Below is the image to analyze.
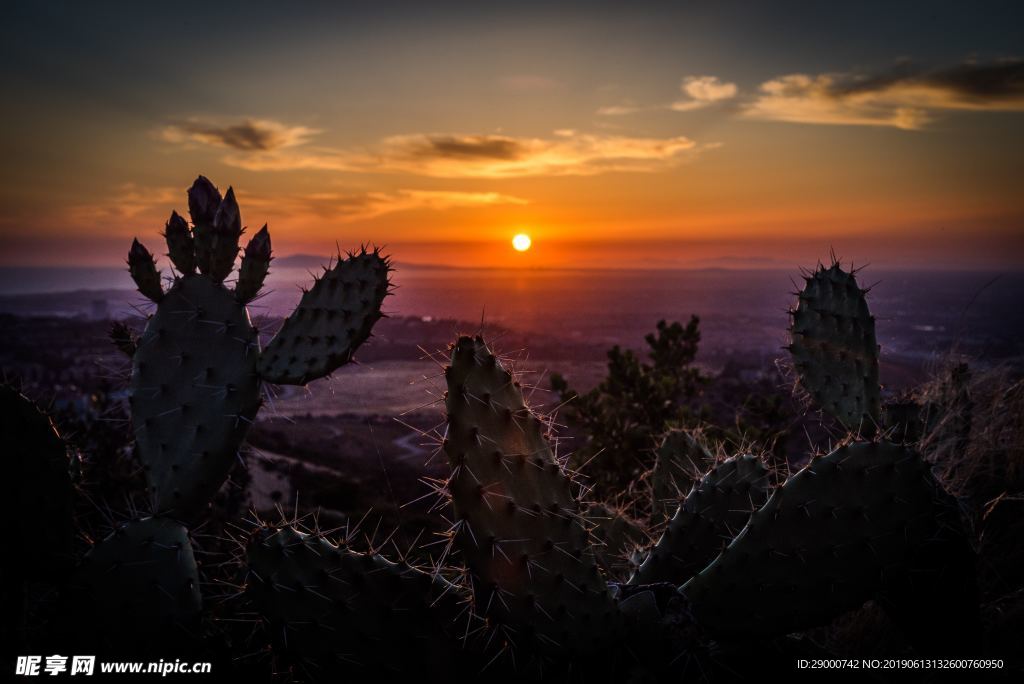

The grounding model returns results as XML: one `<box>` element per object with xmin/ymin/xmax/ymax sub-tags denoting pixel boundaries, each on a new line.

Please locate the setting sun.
<box><xmin>512</xmin><ymin>233</ymin><xmax>532</xmax><ymax>252</ymax></box>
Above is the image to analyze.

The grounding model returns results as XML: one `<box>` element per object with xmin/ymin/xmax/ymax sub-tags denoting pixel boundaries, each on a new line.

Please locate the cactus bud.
<box><xmin>213</xmin><ymin>187</ymin><xmax>241</xmax><ymax>235</ymax></box>
<box><xmin>128</xmin><ymin>239</ymin><xmax>163</xmax><ymax>302</ymax></box>
<box><xmin>190</xmin><ymin>177</ymin><xmax>220</xmax><ymax>275</ymax></box>
<box><xmin>235</xmin><ymin>224</ymin><xmax>272</xmax><ymax>303</ymax></box>
<box><xmin>163</xmin><ymin>211</ymin><xmax>195</xmax><ymax>275</ymax></box>
<box><xmin>207</xmin><ymin>187</ymin><xmax>242</xmax><ymax>282</ymax></box>
<box><xmin>109</xmin><ymin>321</ymin><xmax>138</xmax><ymax>357</ymax></box>
<box><xmin>187</xmin><ymin>175</ymin><xmax>221</xmax><ymax>227</ymax></box>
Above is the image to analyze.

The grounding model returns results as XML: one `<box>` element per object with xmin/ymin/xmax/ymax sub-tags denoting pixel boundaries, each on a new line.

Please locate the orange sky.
<box><xmin>1</xmin><ymin>3</ymin><xmax>1022</xmax><ymax>270</ymax></box>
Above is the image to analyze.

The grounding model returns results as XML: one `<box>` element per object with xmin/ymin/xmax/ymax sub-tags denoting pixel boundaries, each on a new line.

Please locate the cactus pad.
<box><xmin>257</xmin><ymin>248</ymin><xmax>390</xmax><ymax>385</ymax></box>
<box><xmin>788</xmin><ymin>261</ymin><xmax>880</xmax><ymax>429</ymax></box>
<box><xmin>73</xmin><ymin>517</ymin><xmax>201</xmax><ymax>650</ymax></box>
<box><xmin>650</xmin><ymin>429</ymin><xmax>714</xmax><ymax>523</ymax></box>
<box><xmin>634</xmin><ymin>454</ymin><xmax>770</xmax><ymax>586</ymax></box>
<box><xmin>585</xmin><ymin>503</ymin><xmax>650</xmax><ymax>581</ymax></box>
<box><xmin>130</xmin><ymin>275</ymin><xmax>261</xmax><ymax>519</ymax></box>
<box><xmin>0</xmin><ymin>385</ymin><xmax>75</xmax><ymax>580</ymax></box>
<box><xmin>245</xmin><ymin>525</ymin><xmax>473</xmax><ymax>674</ymax></box>
<box><xmin>680</xmin><ymin>441</ymin><xmax>961</xmax><ymax>639</ymax></box>
<box><xmin>235</xmin><ymin>224</ymin><xmax>271</xmax><ymax>304</ymax></box>
<box><xmin>443</xmin><ymin>335</ymin><xmax>623</xmax><ymax>660</ymax></box>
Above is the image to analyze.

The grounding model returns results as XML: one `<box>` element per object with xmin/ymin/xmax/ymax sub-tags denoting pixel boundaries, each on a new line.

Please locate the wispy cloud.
<box><xmin>160</xmin><ymin>118</ymin><xmax>319</xmax><ymax>150</ymax></box>
<box><xmin>162</xmin><ymin>121</ymin><xmax>712</xmax><ymax>177</ymax></box>
<box><xmin>242</xmin><ymin>189</ymin><xmax>528</xmax><ymax>222</ymax></box>
<box><xmin>595</xmin><ymin>103</ymin><xmax>646</xmax><ymax>116</ymax></box>
<box><xmin>670</xmin><ymin>75</ymin><xmax>738</xmax><ymax>111</ymax></box>
<box><xmin>499</xmin><ymin>74</ymin><xmax>562</xmax><ymax>91</ymax></box>
<box><xmin>67</xmin><ymin>184</ymin><xmax>527</xmax><ymax>233</ymax></box>
<box><xmin>744</xmin><ymin>59</ymin><xmax>1024</xmax><ymax>129</ymax></box>
<box><xmin>598</xmin><ymin>75</ymin><xmax>737</xmax><ymax>115</ymax></box>
<box><xmin>68</xmin><ymin>183</ymin><xmax>180</xmax><ymax>225</ymax></box>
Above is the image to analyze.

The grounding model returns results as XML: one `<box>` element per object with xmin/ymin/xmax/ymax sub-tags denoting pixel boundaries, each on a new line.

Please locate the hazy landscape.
<box><xmin>4</xmin><ymin>1</ymin><xmax>1023</xmax><ymax>680</ymax></box>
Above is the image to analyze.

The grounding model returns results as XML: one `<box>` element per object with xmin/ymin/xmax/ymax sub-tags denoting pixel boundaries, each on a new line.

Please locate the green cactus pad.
<box><xmin>208</xmin><ymin>187</ymin><xmax>242</xmax><ymax>282</ymax></box>
<box><xmin>788</xmin><ymin>261</ymin><xmax>880</xmax><ymax>429</ymax></box>
<box><xmin>73</xmin><ymin>517</ymin><xmax>201</xmax><ymax>650</ymax></box>
<box><xmin>163</xmin><ymin>211</ymin><xmax>195</xmax><ymax>275</ymax></box>
<box><xmin>128</xmin><ymin>239</ymin><xmax>163</xmax><ymax>303</ymax></box>
<box><xmin>235</xmin><ymin>224</ymin><xmax>271</xmax><ymax>304</ymax></box>
<box><xmin>130</xmin><ymin>275</ymin><xmax>261</xmax><ymax>519</ymax></box>
<box><xmin>443</xmin><ymin>335</ymin><xmax>623</xmax><ymax>660</ymax></box>
<box><xmin>680</xmin><ymin>441</ymin><xmax>961</xmax><ymax>639</ymax></box>
<box><xmin>585</xmin><ymin>503</ymin><xmax>650</xmax><ymax>581</ymax></box>
<box><xmin>257</xmin><ymin>248</ymin><xmax>390</xmax><ymax>385</ymax></box>
<box><xmin>245</xmin><ymin>525</ymin><xmax>474</xmax><ymax>674</ymax></box>
<box><xmin>0</xmin><ymin>385</ymin><xmax>75</xmax><ymax>581</ymax></box>
<box><xmin>633</xmin><ymin>454</ymin><xmax>769</xmax><ymax>586</ymax></box>
<box><xmin>650</xmin><ymin>429</ymin><xmax>715</xmax><ymax>523</ymax></box>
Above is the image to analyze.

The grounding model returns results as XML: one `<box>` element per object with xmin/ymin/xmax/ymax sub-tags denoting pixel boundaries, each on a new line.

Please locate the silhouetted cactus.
<box><xmin>244</xmin><ymin>523</ymin><xmax>481</xmax><ymax>675</ymax></box>
<box><xmin>648</xmin><ymin>428</ymin><xmax>714</xmax><ymax>523</ymax></box>
<box><xmin>787</xmin><ymin>260</ymin><xmax>880</xmax><ymax>430</ymax></box>
<box><xmin>127</xmin><ymin>175</ymin><xmax>391</xmax><ymax>520</ymax></box>
<box><xmin>634</xmin><ymin>453</ymin><xmax>770</xmax><ymax>585</ymax></box>
<box><xmin>13</xmin><ymin>243</ymin><xmax>985</xmax><ymax>680</ymax></box>
<box><xmin>442</xmin><ymin>335</ymin><xmax>626</xmax><ymax>665</ymax></box>
<box><xmin>0</xmin><ymin>385</ymin><xmax>75</xmax><ymax>651</ymax></box>
<box><xmin>71</xmin><ymin>517</ymin><xmax>201</xmax><ymax>653</ymax></box>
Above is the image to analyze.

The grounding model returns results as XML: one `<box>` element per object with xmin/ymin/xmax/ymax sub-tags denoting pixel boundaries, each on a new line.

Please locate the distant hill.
<box><xmin>273</xmin><ymin>254</ymin><xmax>454</xmax><ymax>270</ymax></box>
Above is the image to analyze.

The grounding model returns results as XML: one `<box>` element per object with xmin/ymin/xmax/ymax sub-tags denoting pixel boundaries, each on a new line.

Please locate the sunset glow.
<box><xmin>0</xmin><ymin>3</ymin><xmax>1021</xmax><ymax>270</ymax></box>
<box><xmin>512</xmin><ymin>233</ymin><xmax>532</xmax><ymax>252</ymax></box>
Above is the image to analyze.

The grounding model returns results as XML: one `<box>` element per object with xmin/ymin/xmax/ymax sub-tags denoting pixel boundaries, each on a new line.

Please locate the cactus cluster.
<box><xmin>127</xmin><ymin>177</ymin><xmax>390</xmax><ymax>521</ymax></box>
<box><xmin>10</xmin><ymin>226</ymin><xmax>985</xmax><ymax>680</ymax></box>
<box><xmin>43</xmin><ymin>176</ymin><xmax>390</xmax><ymax>654</ymax></box>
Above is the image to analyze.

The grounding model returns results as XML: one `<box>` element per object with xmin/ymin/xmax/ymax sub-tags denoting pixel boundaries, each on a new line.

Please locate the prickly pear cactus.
<box><xmin>679</xmin><ymin>442</ymin><xmax>963</xmax><ymax>639</ymax></box>
<box><xmin>72</xmin><ymin>517</ymin><xmax>201</xmax><ymax>651</ymax></box>
<box><xmin>585</xmin><ymin>503</ymin><xmax>650</xmax><ymax>581</ymax></box>
<box><xmin>0</xmin><ymin>384</ymin><xmax>75</xmax><ymax>582</ymax></box>
<box><xmin>128</xmin><ymin>178</ymin><xmax>262</xmax><ymax>520</ymax></box>
<box><xmin>129</xmin><ymin>267</ymin><xmax>262</xmax><ymax>520</ymax></box>
<box><xmin>788</xmin><ymin>261</ymin><xmax>880</xmax><ymax>430</ymax></box>
<box><xmin>127</xmin><ymin>177</ymin><xmax>390</xmax><ymax>520</ymax></box>
<box><xmin>443</xmin><ymin>335</ymin><xmax>623</xmax><ymax>661</ymax></box>
<box><xmin>245</xmin><ymin>524</ymin><xmax>475</xmax><ymax>674</ymax></box>
<box><xmin>650</xmin><ymin>429</ymin><xmax>714</xmax><ymax>523</ymax></box>
<box><xmin>633</xmin><ymin>454</ymin><xmax>770</xmax><ymax>586</ymax></box>
<box><xmin>256</xmin><ymin>247</ymin><xmax>390</xmax><ymax>385</ymax></box>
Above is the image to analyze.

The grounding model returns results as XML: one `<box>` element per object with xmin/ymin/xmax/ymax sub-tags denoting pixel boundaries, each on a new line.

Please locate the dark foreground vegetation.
<box><xmin>3</xmin><ymin>178</ymin><xmax>1021</xmax><ymax>682</ymax></box>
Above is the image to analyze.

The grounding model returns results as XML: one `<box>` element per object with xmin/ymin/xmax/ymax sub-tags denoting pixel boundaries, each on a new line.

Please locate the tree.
<box><xmin>551</xmin><ymin>317</ymin><xmax>705</xmax><ymax>496</ymax></box>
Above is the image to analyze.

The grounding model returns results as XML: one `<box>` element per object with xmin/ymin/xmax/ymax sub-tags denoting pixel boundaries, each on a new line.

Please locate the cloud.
<box><xmin>201</xmin><ymin>129</ymin><xmax>708</xmax><ymax>178</ymax></box>
<box><xmin>744</xmin><ymin>59</ymin><xmax>1024</xmax><ymax>129</ymax></box>
<box><xmin>69</xmin><ymin>183</ymin><xmax>180</xmax><ymax>225</ymax></box>
<box><xmin>670</xmin><ymin>76</ymin><xmax>738</xmax><ymax>111</ymax></box>
<box><xmin>241</xmin><ymin>188</ymin><xmax>528</xmax><ymax>222</ymax></box>
<box><xmin>160</xmin><ymin>118</ymin><xmax>319</xmax><ymax>151</ymax></box>
<box><xmin>596</xmin><ymin>104</ymin><xmax>646</xmax><ymax>116</ymax></box>
<box><xmin>598</xmin><ymin>75</ymin><xmax>737</xmax><ymax>115</ymax></box>
<box><xmin>499</xmin><ymin>75</ymin><xmax>561</xmax><ymax>91</ymax></box>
